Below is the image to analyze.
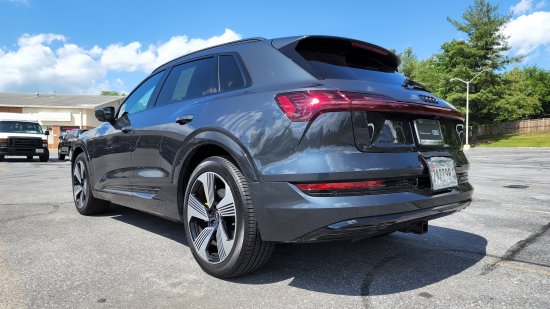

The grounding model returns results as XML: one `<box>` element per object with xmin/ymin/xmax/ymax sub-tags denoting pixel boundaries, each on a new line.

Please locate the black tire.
<box><xmin>72</xmin><ymin>153</ymin><xmax>109</xmax><ymax>215</ymax></box>
<box><xmin>0</xmin><ymin>155</ymin><xmax>4</xmax><ymax>162</ymax></box>
<box><xmin>39</xmin><ymin>155</ymin><xmax>49</xmax><ymax>162</ymax></box>
<box><xmin>58</xmin><ymin>151</ymin><xmax>65</xmax><ymax>160</ymax></box>
<box><xmin>27</xmin><ymin>156</ymin><xmax>33</xmax><ymax>161</ymax></box>
<box><xmin>183</xmin><ymin>156</ymin><xmax>273</xmax><ymax>278</ymax></box>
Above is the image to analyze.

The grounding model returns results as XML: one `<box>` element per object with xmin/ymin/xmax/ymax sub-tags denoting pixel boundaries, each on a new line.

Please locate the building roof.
<box><xmin>0</xmin><ymin>92</ymin><xmax>125</xmax><ymax>109</ymax></box>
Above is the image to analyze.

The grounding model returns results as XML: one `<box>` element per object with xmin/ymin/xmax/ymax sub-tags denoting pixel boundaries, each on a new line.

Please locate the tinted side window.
<box><xmin>156</xmin><ymin>57</ymin><xmax>218</xmax><ymax>107</ymax></box>
<box><xmin>219</xmin><ymin>55</ymin><xmax>245</xmax><ymax>92</ymax></box>
<box><xmin>118</xmin><ymin>71</ymin><xmax>164</xmax><ymax>116</ymax></box>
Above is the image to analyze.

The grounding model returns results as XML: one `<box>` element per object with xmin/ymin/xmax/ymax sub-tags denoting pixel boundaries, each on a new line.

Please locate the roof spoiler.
<box><xmin>271</xmin><ymin>35</ymin><xmax>400</xmax><ymax>70</ymax></box>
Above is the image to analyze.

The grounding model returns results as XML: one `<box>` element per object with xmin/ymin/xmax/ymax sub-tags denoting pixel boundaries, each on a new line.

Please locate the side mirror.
<box><xmin>95</xmin><ymin>107</ymin><xmax>115</xmax><ymax>123</ymax></box>
<box><xmin>45</xmin><ymin>130</ymin><xmax>50</xmax><ymax>136</ymax></box>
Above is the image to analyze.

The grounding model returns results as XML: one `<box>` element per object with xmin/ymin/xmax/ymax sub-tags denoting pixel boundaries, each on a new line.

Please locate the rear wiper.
<box><xmin>402</xmin><ymin>78</ymin><xmax>431</xmax><ymax>93</ymax></box>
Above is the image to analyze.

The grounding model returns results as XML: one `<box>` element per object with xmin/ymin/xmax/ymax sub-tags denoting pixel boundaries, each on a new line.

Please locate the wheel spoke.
<box><xmin>198</xmin><ymin>172</ymin><xmax>215</xmax><ymax>208</ymax></box>
<box><xmin>193</xmin><ymin>226</ymin><xmax>216</xmax><ymax>261</ymax></box>
<box><xmin>216</xmin><ymin>222</ymin><xmax>234</xmax><ymax>261</ymax></box>
<box><xmin>73</xmin><ymin>163</ymin><xmax>82</xmax><ymax>184</ymax></box>
<box><xmin>82</xmin><ymin>180</ymin><xmax>87</xmax><ymax>200</ymax></box>
<box><xmin>78</xmin><ymin>161</ymin><xmax>86</xmax><ymax>181</ymax></box>
<box><xmin>217</xmin><ymin>188</ymin><xmax>235</xmax><ymax>217</ymax></box>
<box><xmin>79</xmin><ymin>189</ymin><xmax>85</xmax><ymax>205</ymax></box>
<box><xmin>187</xmin><ymin>195</ymin><xmax>209</xmax><ymax>223</ymax></box>
<box><xmin>73</xmin><ymin>184</ymin><xmax>82</xmax><ymax>198</ymax></box>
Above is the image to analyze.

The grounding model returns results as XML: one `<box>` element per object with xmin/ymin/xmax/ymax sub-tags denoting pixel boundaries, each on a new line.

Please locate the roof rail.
<box><xmin>154</xmin><ymin>37</ymin><xmax>266</xmax><ymax>72</ymax></box>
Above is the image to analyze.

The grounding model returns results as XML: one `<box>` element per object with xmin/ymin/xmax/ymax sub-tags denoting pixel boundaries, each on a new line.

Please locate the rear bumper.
<box><xmin>250</xmin><ymin>181</ymin><xmax>473</xmax><ymax>242</ymax></box>
<box><xmin>0</xmin><ymin>147</ymin><xmax>49</xmax><ymax>156</ymax></box>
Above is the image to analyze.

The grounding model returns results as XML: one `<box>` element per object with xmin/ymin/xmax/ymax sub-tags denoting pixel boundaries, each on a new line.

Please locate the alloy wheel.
<box><xmin>73</xmin><ymin>160</ymin><xmax>87</xmax><ymax>208</ymax></box>
<box><xmin>187</xmin><ymin>171</ymin><xmax>237</xmax><ymax>264</ymax></box>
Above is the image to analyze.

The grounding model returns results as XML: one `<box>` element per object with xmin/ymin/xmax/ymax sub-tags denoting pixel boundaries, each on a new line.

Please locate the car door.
<box><xmin>128</xmin><ymin>56</ymin><xmax>219</xmax><ymax>219</ymax></box>
<box><xmin>88</xmin><ymin>71</ymin><xmax>165</xmax><ymax>207</ymax></box>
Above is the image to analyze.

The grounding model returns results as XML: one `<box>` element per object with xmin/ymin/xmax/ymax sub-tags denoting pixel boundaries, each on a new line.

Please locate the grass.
<box><xmin>476</xmin><ymin>131</ymin><xmax>550</xmax><ymax>147</ymax></box>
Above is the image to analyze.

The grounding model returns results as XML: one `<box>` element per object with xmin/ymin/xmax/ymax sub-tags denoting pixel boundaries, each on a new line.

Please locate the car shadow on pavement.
<box><xmin>102</xmin><ymin>204</ymin><xmax>486</xmax><ymax>297</ymax></box>
<box><xmin>233</xmin><ymin>225</ymin><xmax>487</xmax><ymax>297</ymax></box>
<box><xmin>104</xmin><ymin>204</ymin><xmax>189</xmax><ymax>246</ymax></box>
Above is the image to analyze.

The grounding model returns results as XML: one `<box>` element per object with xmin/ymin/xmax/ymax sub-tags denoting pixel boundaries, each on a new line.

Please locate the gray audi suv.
<box><xmin>71</xmin><ymin>36</ymin><xmax>473</xmax><ymax>278</ymax></box>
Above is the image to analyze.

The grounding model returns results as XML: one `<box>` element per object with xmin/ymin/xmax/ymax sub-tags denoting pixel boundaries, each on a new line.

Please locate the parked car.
<box><xmin>0</xmin><ymin>112</ymin><xmax>50</xmax><ymax>162</ymax></box>
<box><xmin>58</xmin><ymin>129</ymin><xmax>87</xmax><ymax>160</ymax></box>
<box><xmin>71</xmin><ymin>36</ymin><xmax>473</xmax><ymax>278</ymax></box>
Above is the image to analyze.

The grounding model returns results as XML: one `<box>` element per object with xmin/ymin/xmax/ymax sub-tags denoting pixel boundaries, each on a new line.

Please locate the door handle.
<box><xmin>121</xmin><ymin>126</ymin><xmax>133</xmax><ymax>133</ymax></box>
<box><xmin>176</xmin><ymin>115</ymin><xmax>194</xmax><ymax>125</ymax></box>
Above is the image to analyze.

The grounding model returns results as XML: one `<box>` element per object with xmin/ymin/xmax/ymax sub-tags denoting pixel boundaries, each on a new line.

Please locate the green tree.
<box><xmin>398</xmin><ymin>47</ymin><xmax>418</xmax><ymax>79</ymax></box>
<box><xmin>101</xmin><ymin>90</ymin><xmax>125</xmax><ymax>96</ymax></box>
<box><xmin>492</xmin><ymin>68</ymin><xmax>541</xmax><ymax>121</ymax></box>
<box><xmin>521</xmin><ymin>66</ymin><xmax>550</xmax><ymax>117</ymax></box>
<box><xmin>440</xmin><ymin>0</ymin><xmax>520</xmax><ymax>124</ymax></box>
<box><xmin>394</xmin><ymin>1</ymin><xmax>547</xmax><ymax>123</ymax></box>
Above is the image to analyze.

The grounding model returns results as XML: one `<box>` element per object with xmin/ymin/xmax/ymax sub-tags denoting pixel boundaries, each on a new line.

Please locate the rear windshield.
<box><xmin>0</xmin><ymin>121</ymin><xmax>44</xmax><ymax>134</ymax></box>
<box><xmin>282</xmin><ymin>37</ymin><xmax>406</xmax><ymax>83</ymax></box>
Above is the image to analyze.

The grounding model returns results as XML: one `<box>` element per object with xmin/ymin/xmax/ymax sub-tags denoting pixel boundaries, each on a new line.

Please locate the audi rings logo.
<box><xmin>419</xmin><ymin>95</ymin><xmax>438</xmax><ymax>104</ymax></box>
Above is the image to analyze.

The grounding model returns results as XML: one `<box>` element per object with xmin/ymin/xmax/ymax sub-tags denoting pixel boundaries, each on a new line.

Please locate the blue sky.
<box><xmin>0</xmin><ymin>0</ymin><xmax>548</xmax><ymax>94</ymax></box>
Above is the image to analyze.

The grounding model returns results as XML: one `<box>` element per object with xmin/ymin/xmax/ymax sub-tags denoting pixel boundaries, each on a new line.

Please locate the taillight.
<box><xmin>275</xmin><ymin>90</ymin><xmax>397</xmax><ymax>122</ymax></box>
<box><xmin>275</xmin><ymin>90</ymin><xmax>464</xmax><ymax>122</ymax></box>
<box><xmin>275</xmin><ymin>90</ymin><xmax>349</xmax><ymax>121</ymax></box>
<box><xmin>295</xmin><ymin>180</ymin><xmax>384</xmax><ymax>192</ymax></box>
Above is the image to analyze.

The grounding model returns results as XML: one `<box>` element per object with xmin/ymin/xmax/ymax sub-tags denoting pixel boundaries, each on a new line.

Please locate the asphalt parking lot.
<box><xmin>1</xmin><ymin>148</ymin><xmax>549</xmax><ymax>308</ymax></box>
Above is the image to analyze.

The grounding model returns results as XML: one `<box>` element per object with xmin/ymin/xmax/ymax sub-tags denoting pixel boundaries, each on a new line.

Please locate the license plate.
<box><xmin>426</xmin><ymin>157</ymin><xmax>458</xmax><ymax>191</ymax></box>
<box><xmin>36</xmin><ymin>149</ymin><xmax>44</xmax><ymax>154</ymax></box>
<box><xmin>61</xmin><ymin>147</ymin><xmax>68</xmax><ymax>152</ymax></box>
<box><xmin>414</xmin><ymin>119</ymin><xmax>443</xmax><ymax>145</ymax></box>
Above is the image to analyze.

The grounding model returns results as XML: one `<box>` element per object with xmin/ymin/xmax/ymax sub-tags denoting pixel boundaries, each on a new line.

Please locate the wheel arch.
<box><xmin>70</xmin><ymin>143</ymin><xmax>95</xmax><ymax>183</ymax></box>
<box><xmin>175</xmin><ymin>129</ymin><xmax>259</xmax><ymax>220</ymax></box>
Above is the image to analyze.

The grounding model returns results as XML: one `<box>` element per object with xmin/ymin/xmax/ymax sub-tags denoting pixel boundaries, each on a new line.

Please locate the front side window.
<box><xmin>156</xmin><ymin>57</ymin><xmax>218</xmax><ymax>107</ymax></box>
<box><xmin>118</xmin><ymin>71</ymin><xmax>164</xmax><ymax>116</ymax></box>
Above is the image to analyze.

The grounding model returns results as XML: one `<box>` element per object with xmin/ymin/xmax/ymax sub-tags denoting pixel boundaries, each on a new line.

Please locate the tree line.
<box><xmin>397</xmin><ymin>0</ymin><xmax>550</xmax><ymax>124</ymax></box>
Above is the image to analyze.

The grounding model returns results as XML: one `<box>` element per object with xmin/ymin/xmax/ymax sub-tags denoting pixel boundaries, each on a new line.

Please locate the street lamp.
<box><xmin>450</xmin><ymin>68</ymin><xmax>492</xmax><ymax>150</ymax></box>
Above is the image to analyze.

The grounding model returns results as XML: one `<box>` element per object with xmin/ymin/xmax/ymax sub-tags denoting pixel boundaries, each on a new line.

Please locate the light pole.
<box><xmin>450</xmin><ymin>68</ymin><xmax>492</xmax><ymax>150</ymax></box>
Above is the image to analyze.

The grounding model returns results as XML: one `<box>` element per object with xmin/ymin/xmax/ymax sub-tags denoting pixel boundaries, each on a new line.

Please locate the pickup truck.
<box><xmin>0</xmin><ymin>113</ymin><xmax>50</xmax><ymax>162</ymax></box>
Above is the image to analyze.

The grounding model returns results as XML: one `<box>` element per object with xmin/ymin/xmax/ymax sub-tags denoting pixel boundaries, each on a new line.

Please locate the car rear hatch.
<box><xmin>273</xmin><ymin>36</ymin><xmax>465</xmax><ymax>152</ymax></box>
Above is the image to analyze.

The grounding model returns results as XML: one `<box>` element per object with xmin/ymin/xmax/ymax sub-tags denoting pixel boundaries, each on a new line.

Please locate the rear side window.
<box><xmin>281</xmin><ymin>37</ymin><xmax>404</xmax><ymax>83</ymax></box>
<box><xmin>156</xmin><ymin>57</ymin><xmax>218</xmax><ymax>106</ymax></box>
<box><xmin>219</xmin><ymin>55</ymin><xmax>245</xmax><ymax>92</ymax></box>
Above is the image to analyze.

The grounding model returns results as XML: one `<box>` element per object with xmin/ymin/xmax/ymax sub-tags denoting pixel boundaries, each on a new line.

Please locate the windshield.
<box><xmin>0</xmin><ymin>121</ymin><xmax>44</xmax><ymax>134</ymax></box>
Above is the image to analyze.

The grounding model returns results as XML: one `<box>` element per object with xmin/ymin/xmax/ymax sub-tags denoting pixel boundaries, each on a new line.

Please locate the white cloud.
<box><xmin>502</xmin><ymin>11</ymin><xmax>550</xmax><ymax>55</ymax></box>
<box><xmin>17</xmin><ymin>33</ymin><xmax>65</xmax><ymax>46</ymax></box>
<box><xmin>510</xmin><ymin>0</ymin><xmax>546</xmax><ymax>15</ymax></box>
<box><xmin>511</xmin><ymin>0</ymin><xmax>535</xmax><ymax>14</ymax></box>
<box><xmin>100</xmin><ymin>41</ymin><xmax>156</xmax><ymax>72</ymax></box>
<box><xmin>0</xmin><ymin>29</ymin><xmax>242</xmax><ymax>94</ymax></box>
<box><xmin>4</xmin><ymin>0</ymin><xmax>30</xmax><ymax>6</ymax></box>
<box><xmin>99</xmin><ymin>28</ymin><xmax>241</xmax><ymax>72</ymax></box>
<box><xmin>153</xmin><ymin>29</ymin><xmax>241</xmax><ymax>69</ymax></box>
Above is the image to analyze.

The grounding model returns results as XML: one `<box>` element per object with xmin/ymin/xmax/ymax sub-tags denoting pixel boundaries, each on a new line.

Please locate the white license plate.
<box><xmin>36</xmin><ymin>149</ymin><xmax>44</xmax><ymax>154</ymax></box>
<box><xmin>61</xmin><ymin>147</ymin><xmax>68</xmax><ymax>152</ymax></box>
<box><xmin>426</xmin><ymin>157</ymin><xmax>458</xmax><ymax>191</ymax></box>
